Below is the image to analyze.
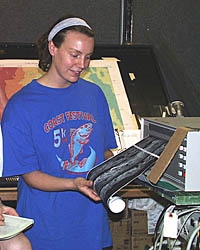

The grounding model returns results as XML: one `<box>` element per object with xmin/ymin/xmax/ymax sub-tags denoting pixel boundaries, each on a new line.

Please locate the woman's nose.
<box><xmin>77</xmin><ymin>57</ymin><xmax>86</xmax><ymax>69</ymax></box>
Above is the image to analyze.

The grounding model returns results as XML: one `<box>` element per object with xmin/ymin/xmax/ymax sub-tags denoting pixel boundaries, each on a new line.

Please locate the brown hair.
<box><xmin>36</xmin><ymin>16</ymin><xmax>94</xmax><ymax>72</ymax></box>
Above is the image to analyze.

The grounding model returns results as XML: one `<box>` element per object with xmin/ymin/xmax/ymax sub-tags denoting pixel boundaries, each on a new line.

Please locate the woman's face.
<box><xmin>49</xmin><ymin>30</ymin><xmax>94</xmax><ymax>87</ymax></box>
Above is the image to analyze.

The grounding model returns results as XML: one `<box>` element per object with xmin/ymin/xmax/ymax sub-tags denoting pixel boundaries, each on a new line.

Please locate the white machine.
<box><xmin>141</xmin><ymin>117</ymin><xmax>200</xmax><ymax>191</ymax></box>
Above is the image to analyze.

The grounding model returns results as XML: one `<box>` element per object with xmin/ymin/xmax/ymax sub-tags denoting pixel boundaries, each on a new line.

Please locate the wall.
<box><xmin>131</xmin><ymin>0</ymin><xmax>200</xmax><ymax>115</ymax></box>
<box><xmin>0</xmin><ymin>0</ymin><xmax>121</xmax><ymax>44</ymax></box>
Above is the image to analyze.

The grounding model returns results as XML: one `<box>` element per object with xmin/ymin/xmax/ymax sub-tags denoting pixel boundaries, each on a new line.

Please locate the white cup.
<box><xmin>107</xmin><ymin>196</ymin><xmax>126</xmax><ymax>213</ymax></box>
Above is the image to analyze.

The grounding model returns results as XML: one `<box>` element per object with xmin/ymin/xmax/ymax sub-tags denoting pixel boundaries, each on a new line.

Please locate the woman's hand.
<box><xmin>0</xmin><ymin>198</ymin><xmax>18</xmax><ymax>226</ymax></box>
<box><xmin>73</xmin><ymin>177</ymin><xmax>101</xmax><ymax>202</ymax></box>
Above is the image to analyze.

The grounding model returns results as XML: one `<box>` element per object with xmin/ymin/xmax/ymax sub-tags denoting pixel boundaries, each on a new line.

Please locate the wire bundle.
<box><xmin>150</xmin><ymin>205</ymin><xmax>200</xmax><ymax>250</ymax></box>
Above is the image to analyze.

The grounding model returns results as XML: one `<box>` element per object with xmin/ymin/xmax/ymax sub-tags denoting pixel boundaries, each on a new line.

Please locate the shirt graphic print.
<box><xmin>46</xmin><ymin>110</ymin><xmax>98</xmax><ymax>174</ymax></box>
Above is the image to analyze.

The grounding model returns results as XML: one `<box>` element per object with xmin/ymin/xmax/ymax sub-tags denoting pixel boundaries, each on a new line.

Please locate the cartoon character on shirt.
<box><xmin>56</xmin><ymin>123</ymin><xmax>96</xmax><ymax>173</ymax></box>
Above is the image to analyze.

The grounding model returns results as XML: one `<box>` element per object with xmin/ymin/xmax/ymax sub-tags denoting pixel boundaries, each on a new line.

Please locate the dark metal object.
<box><xmin>120</xmin><ymin>0</ymin><xmax>134</xmax><ymax>45</ymax></box>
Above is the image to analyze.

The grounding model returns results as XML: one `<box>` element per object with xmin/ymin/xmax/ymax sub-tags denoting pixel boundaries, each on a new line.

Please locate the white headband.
<box><xmin>48</xmin><ymin>18</ymin><xmax>92</xmax><ymax>41</ymax></box>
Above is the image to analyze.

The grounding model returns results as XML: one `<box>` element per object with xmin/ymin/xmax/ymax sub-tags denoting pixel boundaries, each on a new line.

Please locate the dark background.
<box><xmin>0</xmin><ymin>0</ymin><xmax>199</xmax><ymax>116</ymax></box>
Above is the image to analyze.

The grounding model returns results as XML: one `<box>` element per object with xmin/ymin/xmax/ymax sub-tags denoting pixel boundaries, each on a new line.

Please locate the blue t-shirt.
<box><xmin>2</xmin><ymin>79</ymin><xmax>117</xmax><ymax>250</ymax></box>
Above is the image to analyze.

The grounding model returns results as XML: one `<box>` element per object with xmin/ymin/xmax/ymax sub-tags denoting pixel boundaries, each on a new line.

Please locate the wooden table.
<box><xmin>120</xmin><ymin>185</ymin><xmax>154</xmax><ymax>198</ymax></box>
<box><xmin>0</xmin><ymin>187</ymin><xmax>18</xmax><ymax>201</ymax></box>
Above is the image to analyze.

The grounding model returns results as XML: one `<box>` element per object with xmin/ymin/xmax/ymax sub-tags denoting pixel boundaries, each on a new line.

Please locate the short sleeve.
<box><xmin>2</xmin><ymin>100</ymin><xmax>40</xmax><ymax>177</ymax></box>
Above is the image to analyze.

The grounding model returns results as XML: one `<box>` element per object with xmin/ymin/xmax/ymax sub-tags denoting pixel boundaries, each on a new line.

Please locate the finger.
<box><xmin>81</xmin><ymin>179</ymin><xmax>93</xmax><ymax>187</ymax></box>
<box><xmin>0</xmin><ymin>214</ymin><xmax>5</xmax><ymax>226</ymax></box>
<box><xmin>86</xmin><ymin>188</ymin><xmax>101</xmax><ymax>201</ymax></box>
<box><xmin>87</xmin><ymin>180</ymin><xmax>93</xmax><ymax>186</ymax></box>
<box><xmin>90</xmin><ymin>193</ymin><xmax>101</xmax><ymax>201</ymax></box>
<box><xmin>2</xmin><ymin>206</ymin><xmax>18</xmax><ymax>216</ymax></box>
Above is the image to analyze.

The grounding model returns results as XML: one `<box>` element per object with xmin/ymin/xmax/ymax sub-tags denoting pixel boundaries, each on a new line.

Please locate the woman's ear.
<box><xmin>48</xmin><ymin>40</ymin><xmax>56</xmax><ymax>56</ymax></box>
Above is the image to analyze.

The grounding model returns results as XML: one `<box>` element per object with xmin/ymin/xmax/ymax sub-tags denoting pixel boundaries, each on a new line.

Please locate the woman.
<box><xmin>1</xmin><ymin>16</ymin><xmax>117</xmax><ymax>250</ymax></box>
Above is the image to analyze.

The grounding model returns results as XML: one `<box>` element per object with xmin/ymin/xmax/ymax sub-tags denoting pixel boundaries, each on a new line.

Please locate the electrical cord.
<box><xmin>186</xmin><ymin>225</ymin><xmax>200</xmax><ymax>250</ymax></box>
<box><xmin>150</xmin><ymin>205</ymin><xmax>200</xmax><ymax>250</ymax></box>
<box><xmin>170</xmin><ymin>209</ymin><xmax>200</xmax><ymax>249</ymax></box>
<box><xmin>153</xmin><ymin>204</ymin><xmax>176</xmax><ymax>243</ymax></box>
<box><xmin>152</xmin><ymin>205</ymin><xmax>176</xmax><ymax>249</ymax></box>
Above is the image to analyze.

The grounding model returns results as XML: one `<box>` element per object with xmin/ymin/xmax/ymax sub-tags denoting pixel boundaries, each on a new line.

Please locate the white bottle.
<box><xmin>107</xmin><ymin>196</ymin><xmax>126</xmax><ymax>213</ymax></box>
